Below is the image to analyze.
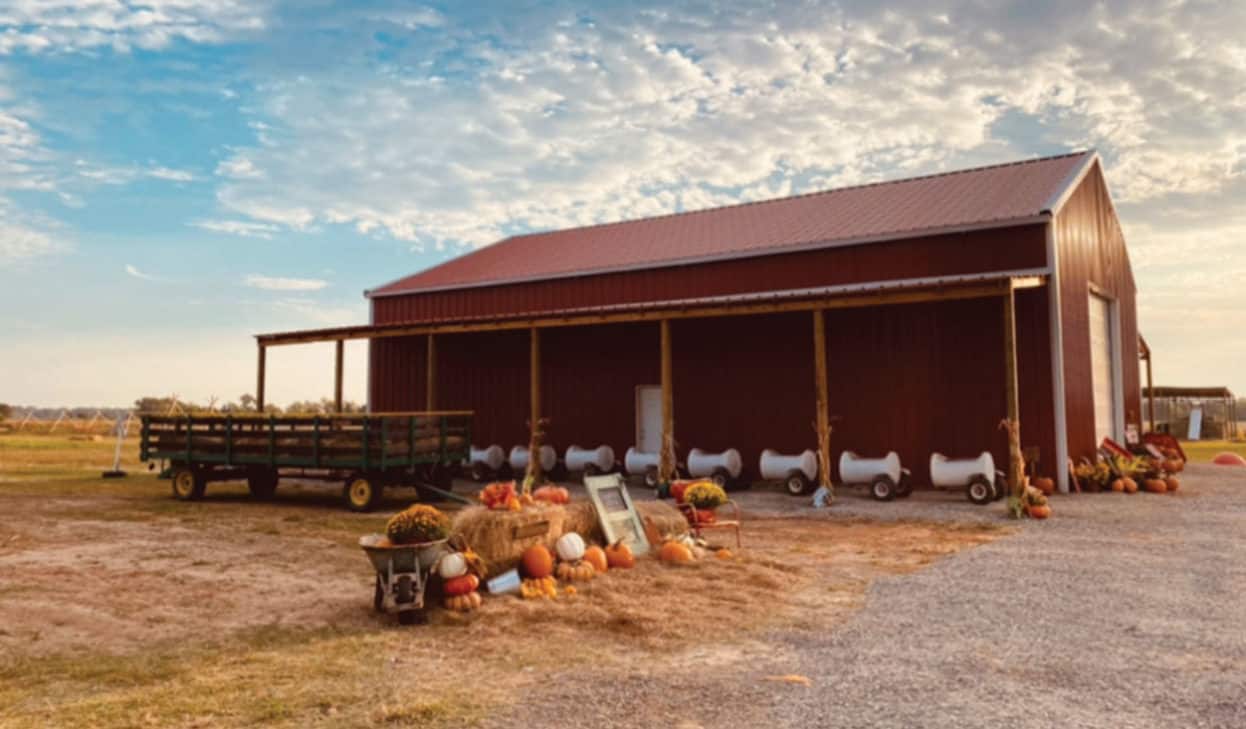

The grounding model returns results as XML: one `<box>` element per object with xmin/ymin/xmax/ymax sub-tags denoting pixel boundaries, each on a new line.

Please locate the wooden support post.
<box><xmin>1002</xmin><ymin>284</ymin><xmax>1023</xmax><ymax>495</ymax></box>
<box><xmin>812</xmin><ymin>309</ymin><xmax>832</xmax><ymax>496</ymax></box>
<box><xmin>526</xmin><ymin>327</ymin><xmax>543</xmax><ymax>487</ymax></box>
<box><xmin>659</xmin><ymin>319</ymin><xmax>676</xmax><ymax>483</ymax></box>
<box><xmin>334</xmin><ymin>340</ymin><xmax>345</xmax><ymax>413</ymax></box>
<box><xmin>425</xmin><ymin>334</ymin><xmax>437</xmax><ymax>411</ymax></box>
<box><xmin>1145</xmin><ymin>352</ymin><xmax>1155</xmax><ymax>434</ymax></box>
<box><xmin>256</xmin><ymin>344</ymin><xmax>267</xmax><ymax>412</ymax></box>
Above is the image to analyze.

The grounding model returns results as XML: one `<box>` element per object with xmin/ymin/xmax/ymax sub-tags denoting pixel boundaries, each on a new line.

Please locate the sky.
<box><xmin>1</xmin><ymin>0</ymin><xmax>1245</xmax><ymax>409</ymax></box>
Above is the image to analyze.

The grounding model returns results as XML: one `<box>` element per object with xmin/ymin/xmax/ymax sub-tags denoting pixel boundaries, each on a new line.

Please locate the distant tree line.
<box><xmin>0</xmin><ymin>396</ymin><xmax>365</xmax><ymax>420</ymax></box>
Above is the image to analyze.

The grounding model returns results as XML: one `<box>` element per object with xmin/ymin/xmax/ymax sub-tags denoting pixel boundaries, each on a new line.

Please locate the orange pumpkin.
<box><xmin>1165</xmin><ymin>477</ymin><xmax>1180</xmax><ymax>493</ymax></box>
<box><xmin>583</xmin><ymin>545</ymin><xmax>608</xmax><ymax>573</ymax></box>
<box><xmin>604</xmin><ymin>539</ymin><xmax>635</xmax><ymax>569</ymax></box>
<box><xmin>1109</xmin><ymin>479</ymin><xmax>1125</xmax><ymax>492</ymax></box>
<box><xmin>521</xmin><ymin>544</ymin><xmax>554</xmax><ymax>579</ymax></box>
<box><xmin>443</xmin><ymin>574</ymin><xmax>479</xmax><ymax>597</ymax></box>
<box><xmin>1144</xmin><ymin>479</ymin><xmax>1167</xmax><ymax>494</ymax></box>
<box><xmin>1033</xmin><ymin>477</ymin><xmax>1055</xmax><ymax>495</ymax></box>
<box><xmin>1027</xmin><ymin>504</ymin><xmax>1051</xmax><ymax>520</ymax></box>
<box><xmin>659</xmin><ymin>540</ymin><xmax>694</xmax><ymax>564</ymax></box>
<box><xmin>533</xmin><ymin>485</ymin><xmax>570</xmax><ymax>505</ymax></box>
<box><xmin>1122</xmin><ymin>477</ymin><xmax>1138</xmax><ymax>494</ymax></box>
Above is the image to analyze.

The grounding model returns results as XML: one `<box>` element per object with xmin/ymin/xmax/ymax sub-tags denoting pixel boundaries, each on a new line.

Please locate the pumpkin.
<box><xmin>1165</xmin><ymin>459</ymin><xmax>1184</xmax><ymax>473</ymax></box>
<box><xmin>715</xmin><ymin>548</ymin><xmax>733</xmax><ymax>560</ymax></box>
<box><xmin>1165</xmin><ymin>477</ymin><xmax>1180</xmax><ymax>492</ymax></box>
<box><xmin>556</xmin><ymin>532</ymin><xmax>586</xmax><ymax>562</ymax></box>
<box><xmin>533</xmin><ymin>485</ymin><xmax>570</xmax><ymax>505</ymax></box>
<box><xmin>556</xmin><ymin>560</ymin><xmax>596</xmax><ymax>582</ymax></box>
<box><xmin>443</xmin><ymin>574</ymin><xmax>479</xmax><ymax>597</ymax></box>
<box><xmin>521</xmin><ymin>544</ymin><xmax>554</xmax><ymax>579</ymax></box>
<box><xmin>437</xmin><ymin>552</ymin><xmax>468</xmax><ymax>579</ymax></box>
<box><xmin>444</xmin><ymin>590</ymin><xmax>482</xmax><ymax>612</ymax></box>
<box><xmin>658</xmin><ymin>540</ymin><xmax>695</xmax><ymax>564</ymax></box>
<box><xmin>582</xmin><ymin>545</ymin><xmax>608</xmax><ymax>573</ymax></box>
<box><xmin>1144</xmin><ymin>478</ymin><xmax>1167</xmax><ymax>493</ymax></box>
<box><xmin>1122</xmin><ymin>477</ymin><xmax>1138</xmax><ymax>494</ymax></box>
<box><xmin>604</xmin><ymin>539</ymin><xmax>635</xmax><ymax>569</ymax></box>
<box><xmin>520</xmin><ymin>576</ymin><xmax>557</xmax><ymax>600</ymax></box>
<box><xmin>1027</xmin><ymin>504</ymin><xmax>1051</xmax><ymax>520</ymax></box>
<box><xmin>1033</xmin><ymin>477</ymin><xmax>1055</xmax><ymax>495</ymax></box>
<box><xmin>1109</xmin><ymin>479</ymin><xmax>1125</xmax><ymax>492</ymax></box>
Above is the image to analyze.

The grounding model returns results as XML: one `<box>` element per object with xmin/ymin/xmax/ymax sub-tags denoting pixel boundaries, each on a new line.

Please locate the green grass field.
<box><xmin>1180</xmin><ymin>439</ymin><xmax>1246</xmax><ymax>462</ymax></box>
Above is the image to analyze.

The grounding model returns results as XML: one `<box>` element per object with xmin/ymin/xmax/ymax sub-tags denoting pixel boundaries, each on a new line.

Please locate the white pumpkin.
<box><xmin>555</xmin><ymin>532</ymin><xmax>586</xmax><ymax>562</ymax></box>
<box><xmin>437</xmin><ymin>552</ymin><xmax>468</xmax><ymax>579</ymax></box>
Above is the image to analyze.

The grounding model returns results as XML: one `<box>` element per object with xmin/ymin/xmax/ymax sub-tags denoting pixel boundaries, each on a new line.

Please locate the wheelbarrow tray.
<box><xmin>359</xmin><ymin>534</ymin><xmax>447</xmax><ymax>573</ymax></box>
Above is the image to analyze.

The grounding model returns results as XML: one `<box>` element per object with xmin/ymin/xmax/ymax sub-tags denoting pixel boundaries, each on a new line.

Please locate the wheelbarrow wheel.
<box><xmin>870</xmin><ymin>475</ymin><xmax>896</xmax><ymax>501</ymax></box>
<box><xmin>398</xmin><ymin>608</ymin><xmax>427</xmax><ymax>626</ymax></box>
<box><xmin>785</xmin><ymin>470</ymin><xmax>812</xmax><ymax>496</ymax></box>
<box><xmin>966</xmin><ymin>475</ymin><xmax>993</xmax><ymax>505</ymax></box>
<box><xmin>170</xmin><ymin>466</ymin><xmax>205</xmax><ymax>501</ymax></box>
<box><xmin>344</xmin><ymin>474</ymin><xmax>383</xmax><ymax>512</ymax></box>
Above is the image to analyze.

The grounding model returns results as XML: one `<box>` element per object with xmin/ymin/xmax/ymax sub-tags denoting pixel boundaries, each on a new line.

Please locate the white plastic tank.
<box><xmin>929</xmin><ymin>451</ymin><xmax>995</xmax><ymax>487</ymax></box>
<box><xmin>687</xmin><ymin>448</ymin><xmax>743</xmax><ymax>480</ymax></box>
<box><xmin>624</xmin><ymin>447</ymin><xmax>660</xmax><ymax>475</ymax></box>
<box><xmin>564</xmin><ymin>444</ymin><xmax>615</xmax><ymax>473</ymax></box>
<box><xmin>468</xmin><ymin>444</ymin><xmax>505</xmax><ymax>471</ymax></box>
<box><xmin>760</xmin><ymin>449</ymin><xmax>818</xmax><ymax>482</ymax></box>
<box><xmin>509</xmin><ymin>445</ymin><xmax>557</xmax><ymax>473</ymax></box>
<box><xmin>839</xmin><ymin>451</ymin><xmax>903</xmax><ymax>485</ymax></box>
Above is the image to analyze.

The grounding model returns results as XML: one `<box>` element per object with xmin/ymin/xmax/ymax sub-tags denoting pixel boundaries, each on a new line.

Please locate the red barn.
<box><xmin>258</xmin><ymin>151</ymin><xmax>1140</xmax><ymax>493</ymax></box>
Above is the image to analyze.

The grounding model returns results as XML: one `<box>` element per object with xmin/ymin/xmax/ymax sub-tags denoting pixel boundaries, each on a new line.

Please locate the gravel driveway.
<box><xmin>490</xmin><ymin>464</ymin><xmax>1246</xmax><ymax>728</ymax></box>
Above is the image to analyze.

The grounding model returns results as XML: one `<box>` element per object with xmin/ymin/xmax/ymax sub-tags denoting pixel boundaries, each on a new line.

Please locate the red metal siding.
<box><xmin>1054</xmin><ymin>164</ymin><xmax>1142</xmax><ymax>462</ymax></box>
<box><xmin>372</xmin><ymin>225</ymin><xmax>1048</xmax><ymax>324</ymax></box>
<box><xmin>369</xmin><ymin>296</ymin><xmax>1055</xmax><ymax>485</ymax></box>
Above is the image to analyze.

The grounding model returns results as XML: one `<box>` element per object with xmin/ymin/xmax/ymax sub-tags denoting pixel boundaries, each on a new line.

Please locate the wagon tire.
<box><xmin>785</xmin><ymin>470</ymin><xmax>812</xmax><ymax>496</ymax></box>
<box><xmin>344</xmin><ymin>474</ymin><xmax>383</xmax><ymax>512</ymax></box>
<box><xmin>170</xmin><ymin>466</ymin><xmax>205</xmax><ymax>501</ymax></box>
<box><xmin>247</xmin><ymin>469</ymin><xmax>278</xmax><ymax>500</ymax></box>
<box><xmin>870</xmin><ymin>475</ymin><xmax>896</xmax><ymax>502</ymax></box>
<box><xmin>710</xmin><ymin>467</ymin><xmax>732</xmax><ymax>490</ymax></box>
<box><xmin>967</xmin><ymin>476</ymin><xmax>993</xmax><ymax>505</ymax></box>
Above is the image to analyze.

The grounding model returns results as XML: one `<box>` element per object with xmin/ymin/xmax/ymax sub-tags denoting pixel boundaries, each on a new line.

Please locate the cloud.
<box><xmin>146</xmin><ymin>166</ymin><xmax>194</xmax><ymax>182</ymax></box>
<box><xmin>124</xmin><ymin>263</ymin><xmax>162</xmax><ymax>281</ymax></box>
<box><xmin>0</xmin><ymin>0</ymin><xmax>270</xmax><ymax>55</ymax></box>
<box><xmin>75</xmin><ymin>161</ymin><xmax>196</xmax><ymax>185</ymax></box>
<box><xmin>190</xmin><ymin>218</ymin><xmax>279</xmax><ymax>238</ymax></box>
<box><xmin>244</xmin><ymin>274</ymin><xmax>328</xmax><ymax>292</ymax></box>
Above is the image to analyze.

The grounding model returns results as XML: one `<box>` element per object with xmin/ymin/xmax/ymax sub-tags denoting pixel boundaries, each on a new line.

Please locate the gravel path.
<box><xmin>490</xmin><ymin>464</ymin><xmax>1246</xmax><ymax>728</ymax></box>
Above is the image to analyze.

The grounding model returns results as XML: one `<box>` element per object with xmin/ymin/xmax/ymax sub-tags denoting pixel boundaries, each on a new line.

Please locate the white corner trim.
<box><xmin>1047</xmin><ymin>222</ymin><xmax>1071</xmax><ymax>493</ymax></box>
<box><xmin>1043</xmin><ymin>151</ymin><xmax>1100</xmax><ymax>216</ymax></box>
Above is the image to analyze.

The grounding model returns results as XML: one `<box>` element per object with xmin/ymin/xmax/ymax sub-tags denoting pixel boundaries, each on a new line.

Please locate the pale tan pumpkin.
<box><xmin>556</xmin><ymin>560</ymin><xmax>596</xmax><ymax>582</ymax></box>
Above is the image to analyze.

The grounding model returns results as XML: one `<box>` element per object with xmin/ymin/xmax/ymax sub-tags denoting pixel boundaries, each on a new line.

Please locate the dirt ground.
<box><xmin>0</xmin><ymin>434</ymin><xmax>1003</xmax><ymax>727</ymax></box>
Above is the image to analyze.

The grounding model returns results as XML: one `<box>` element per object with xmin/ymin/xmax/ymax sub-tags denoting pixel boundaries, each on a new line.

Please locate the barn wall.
<box><xmin>372</xmin><ymin>225</ymin><xmax>1048</xmax><ymax>324</ymax></box>
<box><xmin>1054</xmin><ymin>164</ymin><xmax>1142</xmax><ymax>462</ymax></box>
<box><xmin>369</xmin><ymin>295</ymin><xmax>1056</xmax><ymax>486</ymax></box>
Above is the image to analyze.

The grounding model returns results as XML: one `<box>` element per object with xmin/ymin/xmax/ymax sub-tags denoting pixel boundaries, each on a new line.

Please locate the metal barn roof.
<box><xmin>369</xmin><ymin>150</ymin><xmax>1094</xmax><ymax>298</ymax></box>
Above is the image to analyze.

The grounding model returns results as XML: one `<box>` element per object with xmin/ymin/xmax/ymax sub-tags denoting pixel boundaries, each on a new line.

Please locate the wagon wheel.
<box><xmin>344</xmin><ymin>473</ymin><xmax>383</xmax><ymax>512</ymax></box>
<box><xmin>966</xmin><ymin>475</ymin><xmax>993</xmax><ymax>505</ymax></box>
<box><xmin>170</xmin><ymin>466</ymin><xmax>205</xmax><ymax>501</ymax></box>
<box><xmin>247</xmin><ymin>468</ymin><xmax>278</xmax><ymax>500</ymax></box>
<box><xmin>710</xmin><ymin>467</ymin><xmax>732</xmax><ymax>490</ymax></box>
<box><xmin>870</xmin><ymin>474</ymin><xmax>896</xmax><ymax>502</ymax></box>
<box><xmin>785</xmin><ymin>470</ymin><xmax>812</xmax><ymax>496</ymax></box>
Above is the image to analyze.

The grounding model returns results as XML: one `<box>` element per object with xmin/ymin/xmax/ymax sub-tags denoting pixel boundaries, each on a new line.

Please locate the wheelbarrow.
<box><xmin>359</xmin><ymin>535</ymin><xmax>449</xmax><ymax>625</ymax></box>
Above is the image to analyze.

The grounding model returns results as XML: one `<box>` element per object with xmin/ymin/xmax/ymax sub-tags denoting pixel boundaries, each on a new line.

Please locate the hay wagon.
<box><xmin>139</xmin><ymin>412</ymin><xmax>472</xmax><ymax>511</ymax></box>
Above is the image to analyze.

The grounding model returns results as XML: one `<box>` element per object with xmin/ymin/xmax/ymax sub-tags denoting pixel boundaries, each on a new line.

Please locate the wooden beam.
<box><xmin>1002</xmin><ymin>284</ymin><xmax>1023</xmax><ymax>495</ymax></box>
<box><xmin>334</xmin><ymin>340</ymin><xmax>345</xmax><ymax>413</ymax></box>
<box><xmin>659</xmin><ymin>319</ymin><xmax>675</xmax><ymax>483</ymax></box>
<box><xmin>257</xmin><ymin>280</ymin><xmax>1022</xmax><ymax>346</ymax></box>
<box><xmin>256</xmin><ymin>344</ymin><xmax>267</xmax><ymax>412</ymax></box>
<box><xmin>425</xmin><ymin>334</ymin><xmax>437</xmax><ymax>411</ymax></box>
<box><xmin>812</xmin><ymin>308</ymin><xmax>832</xmax><ymax>494</ymax></box>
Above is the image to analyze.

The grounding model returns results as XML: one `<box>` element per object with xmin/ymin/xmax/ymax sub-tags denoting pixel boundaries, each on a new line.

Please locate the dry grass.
<box><xmin>0</xmin><ymin>433</ymin><xmax>1005</xmax><ymax>728</ymax></box>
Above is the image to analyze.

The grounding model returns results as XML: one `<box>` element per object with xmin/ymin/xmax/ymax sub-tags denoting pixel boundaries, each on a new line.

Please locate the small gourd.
<box><xmin>1122</xmin><ymin>477</ymin><xmax>1138</xmax><ymax>494</ymax></box>
<box><xmin>1144</xmin><ymin>478</ymin><xmax>1167</xmax><ymax>494</ymax></box>
<box><xmin>556</xmin><ymin>560</ymin><xmax>596</xmax><ymax>582</ymax></box>
<box><xmin>1027</xmin><ymin>504</ymin><xmax>1051</xmax><ymax>520</ymax></box>
<box><xmin>1164</xmin><ymin>476</ymin><xmax>1180</xmax><ymax>492</ymax></box>
<box><xmin>556</xmin><ymin>532</ymin><xmax>586</xmax><ymax>562</ymax></box>
<box><xmin>437</xmin><ymin>552</ymin><xmax>468</xmax><ymax>579</ymax></box>
<box><xmin>444</xmin><ymin>591</ymin><xmax>482</xmax><ymax>612</ymax></box>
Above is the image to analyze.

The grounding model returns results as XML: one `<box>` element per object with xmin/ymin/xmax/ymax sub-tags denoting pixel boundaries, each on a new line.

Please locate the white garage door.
<box><xmin>1088</xmin><ymin>294</ymin><xmax>1117</xmax><ymax>445</ymax></box>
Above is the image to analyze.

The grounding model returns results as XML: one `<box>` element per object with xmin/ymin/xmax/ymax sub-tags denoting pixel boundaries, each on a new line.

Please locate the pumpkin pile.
<box><xmin>533</xmin><ymin>485</ymin><xmax>570</xmax><ymax>505</ymax></box>
<box><xmin>438</xmin><ymin>547</ymin><xmax>487</xmax><ymax>612</ymax></box>
<box><xmin>554</xmin><ymin>532</ymin><xmax>596</xmax><ymax>582</ymax></box>
<box><xmin>386</xmin><ymin>504</ymin><xmax>451</xmax><ymax>545</ymax></box>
